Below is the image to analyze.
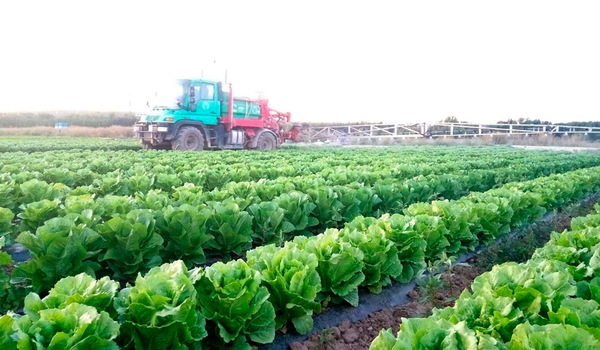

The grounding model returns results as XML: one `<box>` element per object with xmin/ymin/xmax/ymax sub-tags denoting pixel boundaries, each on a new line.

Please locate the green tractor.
<box><xmin>134</xmin><ymin>79</ymin><xmax>298</xmax><ymax>151</ymax></box>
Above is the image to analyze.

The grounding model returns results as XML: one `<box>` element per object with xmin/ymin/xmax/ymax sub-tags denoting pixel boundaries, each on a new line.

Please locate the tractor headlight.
<box><xmin>157</xmin><ymin>126</ymin><xmax>168</xmax><ymax>132</ymax></box>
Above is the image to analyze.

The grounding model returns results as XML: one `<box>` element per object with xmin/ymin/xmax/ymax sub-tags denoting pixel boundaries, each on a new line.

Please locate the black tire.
<box><xmin>256</xmin><ymin>132</ymin><xmax>277</xmax><ymax>151</ymax></box>
<box><xmin>171</xmin><ymin>126</ymin><xmax>205</xmax><ymax>151</ymax></box>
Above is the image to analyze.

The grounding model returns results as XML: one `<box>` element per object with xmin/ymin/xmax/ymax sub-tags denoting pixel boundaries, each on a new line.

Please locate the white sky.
<box><xmin>1</xmin><ymin>0</ymin><xmax>599</xmax><ymax>124</ymax></box>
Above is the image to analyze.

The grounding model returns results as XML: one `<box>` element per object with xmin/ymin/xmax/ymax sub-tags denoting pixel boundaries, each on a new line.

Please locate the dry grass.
<box><xmin>0</xmin><ymin>126</ymin><xmax>134</xmax><ymax>138</ymax></box>
<box><xmin>0</xmin><ymin>111</ymin><xmax>137</xmax><ymax>128</ymax></box>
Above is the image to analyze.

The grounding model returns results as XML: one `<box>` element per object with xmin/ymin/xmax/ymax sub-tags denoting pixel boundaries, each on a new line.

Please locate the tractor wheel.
<box><xmin>172</xmin><ymin>126</ymin><xmax>204</xmax><ymax>151</ymax></box>
<box><xmin>256</xmin><ymin>132</ymin><xmax>277</xmax><ymax>151</ymax></box>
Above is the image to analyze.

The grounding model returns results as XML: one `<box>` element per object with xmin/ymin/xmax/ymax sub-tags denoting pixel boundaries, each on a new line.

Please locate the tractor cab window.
<box><xmin>191</xmin><ymin>83</ymin><xmax>214</xmax><ymax>101</ymax></box>
<box><xmin>200</xmin><ymin>83</ymin><xmax>214</xmax><ymax>100</ymax></box>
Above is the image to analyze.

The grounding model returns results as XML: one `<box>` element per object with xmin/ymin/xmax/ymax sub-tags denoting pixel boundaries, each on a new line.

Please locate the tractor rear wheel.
<box><xmin>256</xmin><ymin>132</ymin><xmax>277</xmax><ymax>151</ymax></box>
<box><xmin>172</xmin><ymin>126</ymin><xmax>204</xmax><ymax>151</ymax></box>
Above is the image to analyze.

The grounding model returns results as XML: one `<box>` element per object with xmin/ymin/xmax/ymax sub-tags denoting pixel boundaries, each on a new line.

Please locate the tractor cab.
<box><xmin>141</xmin><ymin>79</ymin><xmax>221</xmax><ymax>126</ymax></box>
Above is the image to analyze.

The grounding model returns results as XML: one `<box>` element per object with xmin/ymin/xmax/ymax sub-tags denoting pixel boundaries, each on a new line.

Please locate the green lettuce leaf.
<box><xmin>23</xmin><ymin>273</ymin><xmax>119</xmax><ymax>319</ymax></box>
<box><xmin>508</xmin><ymin>322</ymin><xmax>600</xmax><ymax>349</ymax></box>
<box><xmin>18</xmin><ymin>199</ymin><xmax>63</xmax><ymax>232</ymax></box>
<box><xmin>194</xmin><ymin>259</ymin><xmax>275</xmax><ymax>347</ymax></box>
<box><xmin>97</xmin><ymin>209</ymin><xmax>163</xmax><ymax>281</ymax></box>
<box><xmin>370</xmin><ymin>318</ymin><xmax>480</xmax><ymax>349</ymax></box>
<box><xmin>273</xmin><ymin>191</ymin><xmax>319</xmax><ymax>239</ymax></box>
<box><xmin>378</xmin><ymin>214</ymin><xmax>427</xmax><ymax>283</ymax></box>
<box><xmin>14</xmin><ymin>217</ymin><xmax>102</xmax><ymax>293</ymax></box>
<box><xmin>17</xmin><ymin>303</ymin><xmax>120</xmax><ymax>350</ymax></box>
<box><xmin>0</xmin><ymin>207</ymin><xmax>14</xmax><ymax>242</ymax></box>
<box><xmin>246</xmin><ymin>243</ymin><xmax>321</xmax><ymax>334</ymax></box>
<box><xmin>115</xmin><ymin>260</ymin><xmax>207</xmax><ymax>349</ymax></box>
<box><xmin>339</xmin><ymin>219</ymin><xmax>402</xmax><ymax>294</ymax></box>
<box><xmin>0</xmin><ymin>314</ymin><xmax>18</xmax><ymax>350</ymax></box>
<box><xmin>157</xmin><ymin>204</ymin><xmax>212</xmax><ymax>266</ymax></box>
<box><xmin>205</xmin><ymin>200</ymin><xmax>253</xmax><ymax>259</ymax></box>
<box><xmin>247</xmin><ymin>201</ymin><xmax>287</xmax><ymax>246</ymax></box>
<box><xmin>292</xmin><ymin>230</ymin><xmax>365</xmax><ymax>306</ymax></box>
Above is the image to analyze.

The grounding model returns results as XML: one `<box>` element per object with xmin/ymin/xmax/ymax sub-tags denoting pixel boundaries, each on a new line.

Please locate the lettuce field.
<box><xmin>1</xmin><ymin>139</ymin><xmax>600</xmax><ymax>349</ymax></box>
<box><xmin>370</xmin><ymin>205</ymin><xmax>600</xmax><ymax>349</ymax></box>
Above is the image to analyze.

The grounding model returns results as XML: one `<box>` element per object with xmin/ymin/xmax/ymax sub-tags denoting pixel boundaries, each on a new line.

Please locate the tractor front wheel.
<box><xmin>172</xmin><ymin>126</ymin><xmax>204</xmax><ymax>151</ymax></box>
<box><xmin>256</xmin><ymin>132</ymin><xmax>277</xmax><ymax>151</ymax></box>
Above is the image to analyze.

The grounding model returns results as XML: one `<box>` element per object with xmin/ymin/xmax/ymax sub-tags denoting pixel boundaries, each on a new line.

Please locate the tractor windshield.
<box><xmin>152</xmin><ymin>83</ymin><xmax>186</xmax><ymax>110</ymax></box>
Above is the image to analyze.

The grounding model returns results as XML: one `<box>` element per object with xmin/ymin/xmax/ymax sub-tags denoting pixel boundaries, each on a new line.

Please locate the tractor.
<box><xmin>134</xmin><ymin>79</ymin><xmax>298</xmax><ymax>150</ymax></box>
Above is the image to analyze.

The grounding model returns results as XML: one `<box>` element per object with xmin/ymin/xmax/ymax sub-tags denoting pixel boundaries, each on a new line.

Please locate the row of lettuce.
<box><xmin>1</xmin><ymin>160</ymin><xmax>597</xmax><ymax>299</ymax></box>
<box><xmin>0</xmin><ymin>145</ymin><xmax>549</xmax><ymax>175</ymax></box>
<box><xmin>2</xmin><ymin>148</ymin><xmax>597</xmax><ymax>199</ymax></box>
<box><xmin>0</xmin><ymin>146</ymin><xmax>518</xmax><ymax>187</ymax></box>
<box><xmin>1</xmin><ymin>167</ymin><xmax>599</xmax><ymax>349</ymax></box>
<box><xmin>2</xmin><ymin>159</ymin><xmax>593</xmax><ymax>233</ymax></box>
<box><xmin>370</xmin><ymin>206</ymin><xmax>600</xmax><ymax>349</ymax></box>
<box><xmin>2</xmin><ymin>154</ymin><xmax>597</xmax><ymax>240</ymax></box>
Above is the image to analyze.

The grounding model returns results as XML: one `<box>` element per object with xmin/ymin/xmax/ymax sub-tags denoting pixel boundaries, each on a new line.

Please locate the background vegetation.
<box><xmin>0</xmin><ymin>112</ymin><xmax>138</xmax><ymax>128</ymax></box>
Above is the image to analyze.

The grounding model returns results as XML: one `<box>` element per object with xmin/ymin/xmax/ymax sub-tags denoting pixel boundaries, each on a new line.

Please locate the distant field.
<box><xmin>0</xmin><ymin>125</ymin><xmax>133</xmax><ymax>138</ymax></box>
<box><xmin>0</xmin><ymin>136</ymin><xmax>141</xmax><ymax>152</ymax></box>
